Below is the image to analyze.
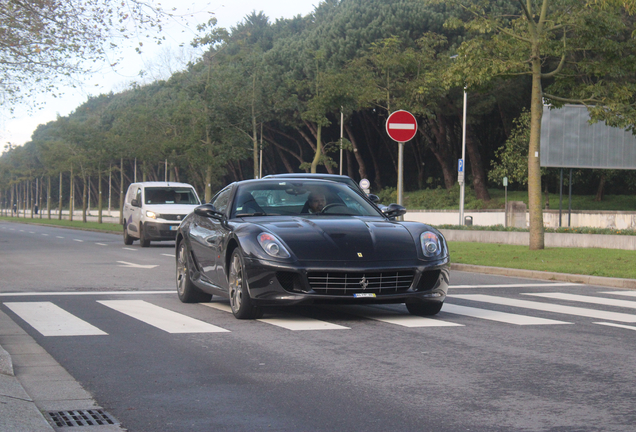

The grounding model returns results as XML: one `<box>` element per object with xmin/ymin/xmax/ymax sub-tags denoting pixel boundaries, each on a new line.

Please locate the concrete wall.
<box><xmin>439</xmin><ymin>229</ymin><xmax>636</xmax><ymax>250</ymax></box>
<box><xmin>406</xmin><ymin>209</ymin><xmax>636</xmax><ymax>230</ymax></box>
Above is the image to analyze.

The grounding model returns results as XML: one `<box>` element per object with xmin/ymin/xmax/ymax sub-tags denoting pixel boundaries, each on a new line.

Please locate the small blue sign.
<box><xmin>458</xmin><ymin>159</ymin><xmax>464</xmax><ymax>172</ymax></box>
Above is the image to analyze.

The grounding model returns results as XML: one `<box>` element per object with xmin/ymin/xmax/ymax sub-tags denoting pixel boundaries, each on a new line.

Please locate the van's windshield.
<box><xmin>144</xmin><ymin>187</ymin><xmax>199</xmax><ymax>205</ymax></box>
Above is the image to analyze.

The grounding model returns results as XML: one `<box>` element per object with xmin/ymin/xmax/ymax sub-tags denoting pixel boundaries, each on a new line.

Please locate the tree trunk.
<box><xmin>344</xmin><ymin>124</ymin><xmax>368</xmax><ymax>180</ymax></box>
<box><xmin>310</xmin><ymin>124</ymin><xmax>322</xmax><ymax>173</ymax></box>
<box><xmin>119</xmin><ymin>158</ymin><xmax>124</xmax><ymax>225</ymax></box>
<box><xmin>47</xmin><ymin>176</ymin><xmax>51</xmax><ymax>219</ymax></box>
<box><xmin>98</xmin><ymin>169</ymin><xmax>103</xmax><ymax>224</ymax></box>
<box><xmin>69</xmin><ymin>167</ymin><xmax>74</xmax><ymax>221</ymax></box>
<box><xmin>528</xmin><ymin>52</ymin><xmax>544</xmax><ymax>250</ymax></box>
<box><xmin>59</xmin><ymin>171</ymin><xmax>63</xmax><ymax>220</ymax></box>
<box><xmin>82</xmin><ymin>177</ymin><xmax>87</xmax><ymax>223</ymax></box>
<box><xmin>465</xmin><ymin>125</ymin><xmax>491</xmax><ymax>201</ymax></box>
<box><xmin>594</xmin><ymin>173</ymin><xmax>606</xmax><ymax>202</ymax></box>
<box><xmin>428</xmin><ymin>117</ymin><xmax>456</xmax><ymax>190</ymax></box>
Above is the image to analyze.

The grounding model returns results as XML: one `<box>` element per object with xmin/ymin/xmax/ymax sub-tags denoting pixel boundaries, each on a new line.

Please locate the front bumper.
<box><xmin>242</xmin><ymin>256</ymin><xmax>450</xmax><ymax>306</ymax></box>
<box><xmin>143</xmin><ymin>221</ymin><xmax>180</xmax><ymax>241</ymax></box>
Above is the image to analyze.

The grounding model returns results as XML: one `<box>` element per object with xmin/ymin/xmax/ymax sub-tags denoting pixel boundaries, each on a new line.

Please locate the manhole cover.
<box><xmin>48</xmin><ymin>409</ymin><xmax>118</xmax><ymax>427</ymax></box>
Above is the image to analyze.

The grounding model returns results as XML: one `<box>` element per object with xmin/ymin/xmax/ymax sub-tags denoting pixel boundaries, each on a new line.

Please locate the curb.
<box><xmin>451</xmin><ymin>263</ymin><xmax>636</xmax><ymax>289</ymax></box>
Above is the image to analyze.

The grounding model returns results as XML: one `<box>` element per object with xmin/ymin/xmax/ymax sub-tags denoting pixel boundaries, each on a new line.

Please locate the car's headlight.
<box><xmin>420</xmin><ymin>231</ymin><xmax>442</xmax><ymax>257</ymax></box>
<box><xmin>258</xmin><ymin>233</ymin><xmax>290</xmax><ymax>258</ymax></box>
<box><xmin>145</xmin><ymin>211</ymin><xmax>157</xmax><ymax>219</ymax></box>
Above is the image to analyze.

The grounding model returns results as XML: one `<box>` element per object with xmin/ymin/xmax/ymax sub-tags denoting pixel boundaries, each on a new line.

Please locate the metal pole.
<box><xmin>568</xmin><ymin>168</ymin><xmax>573</xmax><ymax>227</ymax></box>
<box><xmin>504</xmin><ymin>184</ymin><xmax>508</xmax><ymax>228</ymax></box>
<box><xmin>108</xmin><ymin>164</ymin><xmax>112</xmax><ymax>216</ymax></box>
<box><xmin>259</xmin><ymin>123</ymin><xmax>263</xmax><ymax>178</ymax></box>
<box><xmin>339</xmin><ymin>107</ymin><xmax>344</xmax><ymax>176</ymax></box>
<box><xmin>134</xmin><ymin>158</ymin><xmax>137</xmax><ymax>183</ymax></box>
<box><xmin>165</xmin><ymin>159</ymin><xmax>168</xmax><ymax>182</ymax></box>
<box><xmin>398</xmin><ymin>142</ymin><xmax>404</xmax><ymax>206</ymax></box>
<box><xmin>559</xmin><ymin>168</ymin><xmax>563</xmax><ymax>227</ymax></box>
<box><xmin>459</xmin><ymin>88</ymin><xmax>467</xmax><ymax>225</ymax></box>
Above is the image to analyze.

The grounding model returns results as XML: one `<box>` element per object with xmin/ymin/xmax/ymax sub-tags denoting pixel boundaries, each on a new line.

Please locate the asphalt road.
<box><xmin>1</xmin><ymin>220</ymin><xmax>636</xmax><ymax>432</ymax></box>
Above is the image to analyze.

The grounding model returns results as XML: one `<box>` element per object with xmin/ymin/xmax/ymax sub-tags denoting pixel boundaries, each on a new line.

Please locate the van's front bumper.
<box><xmin>143</xmin><ymin>221</ymin><xmax>180</xmax><ymax>241</ymax></box>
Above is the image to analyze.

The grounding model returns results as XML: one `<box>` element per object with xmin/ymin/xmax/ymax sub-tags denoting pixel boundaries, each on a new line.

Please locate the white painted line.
<box><xmin>202</xmin><ymin>302</ymin><xmax>232</xmax><ymax>313</ymax></box>
<box><xmin>0</xmin><ymin>290</ymin><xmax>174</xmax><ymax>297</ymax></box>
<box><xmin>524</xmin><ymin>292</ymin><xmax>636</xmax><ymax>310</ymax></box>
<box><xmin>41</xmin><ymin>234</ymin><xmax>49</xmax><ymax>236</ymax></box>
<box><xmin>117</xmin><ymin>261</ymin><xmax>158</xmax><ymax>269</ymax></box>
<box><xmin>355</xmin><ymin>307</ymin><xmax>462</xmax><ymax>328</ymax></box>
<box><xmin>594</xmin><ymin>322</ymin><xmax>636</xmax><ymax>331</ymax></box>
<box><xmin>95</xmin><ymin>243</ymin><xmax>107</xmax><ymax>246</ymax></box>
<box><xmin>450</xmin><ymin>294</ymin><xmax>636</xmax><ymax>323</ymax></box>
<box><xmin>443</xmin><ymin>303</ymin><xmax>570</xmax><ymax>325</ymax></box>
<box><xmin>162</xmin><ymin>254</ymin><xmax>176</xmax><ymax>258</ymax></box>
<box><xmin>450</xmin><ymin>283</ymin><xmax>581</xmax><ymax>289</ymax></box>
<box><xmin>4</xmin><ymin>302</ymin><xmax>108</xmax><ymax>336</ymax></box>
<box><xmin>98</xmin><ymin>300</ymin><xmax>229</xmax><ymax>333</ymax></box>
<box><xmin>601</xmin><ymin>291</ymin><xmax>636</xmax><ymax>298</ymax></box>
<box><xmin>73</xmin><ymin>239</ymin><xmax>83</xmax><ymax>242</ymax></box>
<box><xmin>56</xmin><ymin>236</ymin><xmax>64</xmax><ymax>238</ymax></box>
<box><xmin>202</xmin><ymin>302</ymin><xmax>349</xmax><ymax>330</ymax></box>
<box><xmin>122</xmin><ymin>247</ymin><xmax>136</xmax><ymax>251</ymax></box>
<box><xmin>388</xmin><ymin>123</ymin><xmax>415</xmax><ymax>130</ymax></box>
<box><xmin>29</xmin><ymin>231</ymin><xmax>35</xmax><ymax>234</ymax></box>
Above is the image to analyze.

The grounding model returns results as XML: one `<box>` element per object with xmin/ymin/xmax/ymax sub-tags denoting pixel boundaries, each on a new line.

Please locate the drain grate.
<box><xmin>48</xmin><ymin>409</ymin><xmax>117</xmax><ymax>427</ymax></box>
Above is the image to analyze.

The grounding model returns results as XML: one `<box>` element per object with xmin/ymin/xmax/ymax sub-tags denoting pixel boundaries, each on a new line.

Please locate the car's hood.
<box><xmin>255</xmin><ymin>217</ymin><xmax>417</xmax><ymax>262</ymax></box>
<box><xmin>144</xmin><ymin>204</ymin><xmax>199</xmax><ymax>215</ymax></box>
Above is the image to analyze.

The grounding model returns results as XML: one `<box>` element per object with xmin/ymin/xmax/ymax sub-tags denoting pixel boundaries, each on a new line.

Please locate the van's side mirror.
<box><xmin>194</xmin><ymin>203</ymin><xmax>225</xmax><ymax>220</ymax></box>
<box><xmin>131</xmin><ymin>199</ymin><xmax>140</xmax><ymax>207</ymax></box>
<box><xmin>383</xmin><ymin>203</ymin><xmax>407</xmax><ymax>220</ymax></box>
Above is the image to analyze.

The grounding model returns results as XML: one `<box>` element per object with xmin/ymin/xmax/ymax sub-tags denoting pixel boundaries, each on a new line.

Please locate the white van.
<box><xmin>123</xmin><ymin>182</ymin><xmax>201</xmax><ymax>247</ymax></box>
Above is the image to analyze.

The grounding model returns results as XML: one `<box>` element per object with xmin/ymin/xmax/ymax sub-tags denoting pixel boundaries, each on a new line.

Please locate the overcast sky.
<box><xmin>1</xmin><ymin>0</ymin><xmax>319</xmax><ymax>148</ymax></box>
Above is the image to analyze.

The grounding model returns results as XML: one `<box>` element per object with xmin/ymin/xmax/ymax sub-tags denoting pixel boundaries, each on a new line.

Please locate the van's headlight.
<box><xmin>258</xmin><ymin>233</ymin><xmax>290</xmax><ymax>258</ymax></box>
<box><xmin>145</xmin><ymin>211</ymin><xmax>157</xmax><ymax>219</ymax></box>
<box><xmin>420</xmin><ymin>232</ymin><xmax>441</xmax><ymax>257</ymax></box>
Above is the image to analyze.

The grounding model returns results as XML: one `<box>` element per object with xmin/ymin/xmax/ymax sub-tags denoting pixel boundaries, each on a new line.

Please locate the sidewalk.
<box><xmin>1</xmin><ymin>265</ymin><xmax>634</xmax><ymax>430</ymax></box>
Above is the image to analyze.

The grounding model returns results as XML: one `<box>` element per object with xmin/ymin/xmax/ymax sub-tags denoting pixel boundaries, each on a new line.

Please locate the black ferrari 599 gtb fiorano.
<box><xmin>175</xmin><ymin>178</ymin><xmax>450</xmax><ymax>319</ymax></box>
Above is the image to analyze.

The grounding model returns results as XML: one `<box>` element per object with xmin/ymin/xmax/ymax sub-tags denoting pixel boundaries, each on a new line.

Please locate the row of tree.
<box><xmin>1</xmin><ymin>0</ymin><xmax>636</xmax><ymax>249</ymax></box>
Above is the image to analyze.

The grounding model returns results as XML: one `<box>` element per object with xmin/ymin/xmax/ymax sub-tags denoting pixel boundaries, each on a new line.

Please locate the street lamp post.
<box><xmin>459</xmin><ymin>87</ymin><xmax>467</xmax><ymax>226</ymax></box>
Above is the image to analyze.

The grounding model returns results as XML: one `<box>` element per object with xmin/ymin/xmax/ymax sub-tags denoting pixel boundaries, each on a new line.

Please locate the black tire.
<box><xmin>228</xmin><ymin>249</ymin><xmax>263</xmax><ymax>319</ymax></box>
<box><xmin>139</xmin><ymin>223</ymin><xmax>151</xmax><ymax>248</ymax></box>
<box><xmin>176</xmin><ymin>241</ymin><xmax>212</xmax><ymax>303</ymax></box>
<box><xmin>406</xmin><ymin>300</ymin><xmax>443</xmax><ymax>316</ymax></box>
<box><xmin>123</xmin><ymin>223</ymin><xmax>134</xmax><ymax>245</ymax></box>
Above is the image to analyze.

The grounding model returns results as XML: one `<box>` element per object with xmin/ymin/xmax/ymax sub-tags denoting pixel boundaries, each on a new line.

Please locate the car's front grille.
<box><xmin>307</xmin><ymin>271</ymin><xmax>415</xmax><ymax>295</ymax></box>
<box><xmin>159</xmin><ymin>214</ymin><xmax>186</xmax><ymax>221</ymax></box>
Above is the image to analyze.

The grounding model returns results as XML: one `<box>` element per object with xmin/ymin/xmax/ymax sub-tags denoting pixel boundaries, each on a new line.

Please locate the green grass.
<box><xmin>449</xmin><ymin>241</ymin><xmax>636</xmax><ymax>279</ymax></box>
<box><xmin>0</xmin><ymin>215</ymin><xmax>121</xmax><ymax>233</ymax></box>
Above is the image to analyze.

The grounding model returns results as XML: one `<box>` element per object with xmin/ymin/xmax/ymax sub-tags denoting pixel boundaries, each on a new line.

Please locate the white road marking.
<box><xmin>601</xmin><ymin>291</ymin><xmax>636</xmax><ymax>298</ymax></box>
<box><xmin>450</xmin><ymin>283</ymin><xmax>581</xmax><ymax>289</ymax></box>
<box><xmin>29</xmin><ymin>231</ymin><xmax>35</xmax><ymax>234</ymax></box>
<box><xmin>594</xmin><ymin>322</ymin><xmax>636</xmax><ymax>331</ymax></box>
<box><xmin>0</xmin><ymin>290</ymin><xmax>174</xmax><ymax>297</ymax></box>
<box><xmin>122</xmin><ymin>247</ymin><xmax>136</xmax><ymax>251</ymax></box>
<box><xmin>353</xmin><ymin>306</ymin><xmax>462</xmax><ymax>328</ymax></box>
<box><xmin>96</xmin><ymin>243</ymin><xmax>107</xmax><ymax>246</ymax></box>
<box><xmin>98</xmin><ymin>300</ymin><xmax>229</xmax><ymax>333</ymax></box>
<box><xmin>3</xmin><ymin>302</ymin><xmax>108</xmax><ymax>336</ymax></box>
<box><xmin>202</xmin><ymin>302</ymin><xmax>349</xmax><ymax>330</ymax></box>
<box><xmin>443</xmin><ymin>303</ymin><xmax>570</xmax><ymax>325</ymax></box>
<box><xmin>117</xmin><ymin>261</ymin><xmax>158</xmax><ymax>269</ymax></box>
<box><xmin>73</xmin><ymin>239</ymin><xmax>83</xmax><ymax>242</ymax></box>
<box><xmin>524</xmin><ymin>292</ymin><xmax>636</xmax><ymax>310</ymax></box>
<box><xmin>41</xmin><ymin>234</ymin><xmax>49</xmax><ymax>236</ymax></box>
<box><xmin>162</xmin><ymin>254</ymin><xmax>175</xmax><ymax>258</ymax></box>
<box><xmin>450</xmin><ymin>294</ymin><xmax>636</xmax><ymax>323</ymax></box>
<box><xmin>56</xmin><ymin>236</ymin><xmax>64</xmax><ymax>238</ymax></box>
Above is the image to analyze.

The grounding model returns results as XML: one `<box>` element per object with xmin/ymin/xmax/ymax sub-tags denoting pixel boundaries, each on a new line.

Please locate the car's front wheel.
<box><xmin>176</xmin><ymin>241</ymin><xmax>212</xmax><ymax>303</ymax></box>
<box><xmin>405</xmin><ymin>300</ymin><xmax>443</xmax><ymax>316</ymax></box>
<box><xmin>228</xmin><ymin>249</ymin><xmax>263</xmax><ymax>319</ymax></box>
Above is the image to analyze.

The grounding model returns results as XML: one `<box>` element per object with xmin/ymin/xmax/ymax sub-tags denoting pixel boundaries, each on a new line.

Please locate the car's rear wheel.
<box><xmin>123</xmin><ymin>223</ymin><xmax>134</xmax><ymax>245</ymax></box>
<box><xmin>176</xmin><ymin>241</ymin><xmax>212</xmax><ymax>303</ymax></box>
<box><xmin>406</xmin><ymin>300</ymin><xmax>443</xmax><ymax>316</ymax></box>
<box><xmin>139</xmin><ymin>223</ymin><xmax>151</xmax><ymax>248</ymax></box>
<box><xmin>228</xmin><ymin>249</ymin><xmax>263</xmax><ymax>319</ymax></box>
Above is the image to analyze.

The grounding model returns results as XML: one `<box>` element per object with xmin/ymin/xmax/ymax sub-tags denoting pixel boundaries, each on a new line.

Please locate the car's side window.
<box><xmin>210</xmin><ymin>187</ymin><xmax>232</xmax><ymax>214</ymax></box>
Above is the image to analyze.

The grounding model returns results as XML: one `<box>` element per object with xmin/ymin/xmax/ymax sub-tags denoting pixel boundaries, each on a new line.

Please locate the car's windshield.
<box><xmin>231</xmin><ymin>181</ymin><xmax>382</xmax><ymax>218</ymax></box>
<box><xmin>144</xmin><ymin>187</ymin><xmax>199</xmax><ymax>205</ymax></box>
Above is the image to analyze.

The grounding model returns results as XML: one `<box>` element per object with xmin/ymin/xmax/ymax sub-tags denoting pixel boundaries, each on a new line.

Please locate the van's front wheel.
<box><xmin>139</xmin><ymin>223</ymin><xmax>151</xmax><ymax>248</ymax></box>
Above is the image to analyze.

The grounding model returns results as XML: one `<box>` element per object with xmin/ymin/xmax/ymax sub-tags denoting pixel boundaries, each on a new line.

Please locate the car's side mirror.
<box><xmin>367</xmin><ymin>194</ymin><xmax>380</xmax><ymax>204</ymax></box>
<box><xmin>194</xmin><ymin>203</ymin><xmax>225</xmax><ymax>220</ymax></box>
<box><xmin>131</xmin><ymin>199</ymin><xmax>140</xmax><ymax>207</ymax></box>
<box><xmin>383</xmin><ymin>203</ymin><xmax>407</xmax><ymax>219</ymax></box>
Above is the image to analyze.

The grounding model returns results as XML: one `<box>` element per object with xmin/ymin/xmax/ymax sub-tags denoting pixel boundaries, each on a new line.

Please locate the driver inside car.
<box><xmin>305</xmin><ymin>192</ymin><xmax>326</xmax><ymax>214</ymax></box>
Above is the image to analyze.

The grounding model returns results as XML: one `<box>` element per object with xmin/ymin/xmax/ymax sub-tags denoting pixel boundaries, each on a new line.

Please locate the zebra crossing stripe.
<box><xmin>348</xmin><ymin>305</ymin><xmax>462</xmax><ymax>328</ymax></box>
<box><xmin>594</xmin><ymin>322</ymin><xmax>636</xmax><ymax>331</ymax></box>
<box><xmin>202</xmin><ymin>302</ymin><xmax>349</xmax><ymax>330</ymax></box>
<box><xmin>3</xmin><ymin>302</ymin><xmax>107</xmax><ymax>336</ymax></box>
<box><xmin>450</xmin><ymin>294</ymin><xmax>636</xmax><ymax>323</ymax></box>
<box><xmin>98</xmin><ymin>300</ymin><xmax>229</xmax><ymax>333</ymax></box>
<box><xmin>443</xmin><ymin>303</ymin><xmax>570</xmax><ymax>325</ymax></box>
<box><xmin>601</xmin><ymin>291</ymin><xmax>636</xmax><ymax>298</ymax></box>
<box><xmin>524</xmin><ymin>292</ymin><xmax>636</xmax><ymax>310</ymax></box>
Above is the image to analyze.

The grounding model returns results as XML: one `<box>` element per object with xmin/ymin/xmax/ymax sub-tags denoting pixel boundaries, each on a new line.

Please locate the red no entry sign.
<box><xmin>386</xmin><ymin>110</ymin><xmax>417</xmax><ymax>142</ymax></box>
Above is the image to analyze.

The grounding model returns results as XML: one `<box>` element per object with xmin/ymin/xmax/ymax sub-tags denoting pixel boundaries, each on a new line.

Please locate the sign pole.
<box><xmin>459</xmin><ymin>87</ymin><xmax>467</xmax><ymax>226</ymax></box>
<box><xmin>398</xmin><ymin>142</ymin><xmax>404</xmax><ymax>206</ymax></box>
